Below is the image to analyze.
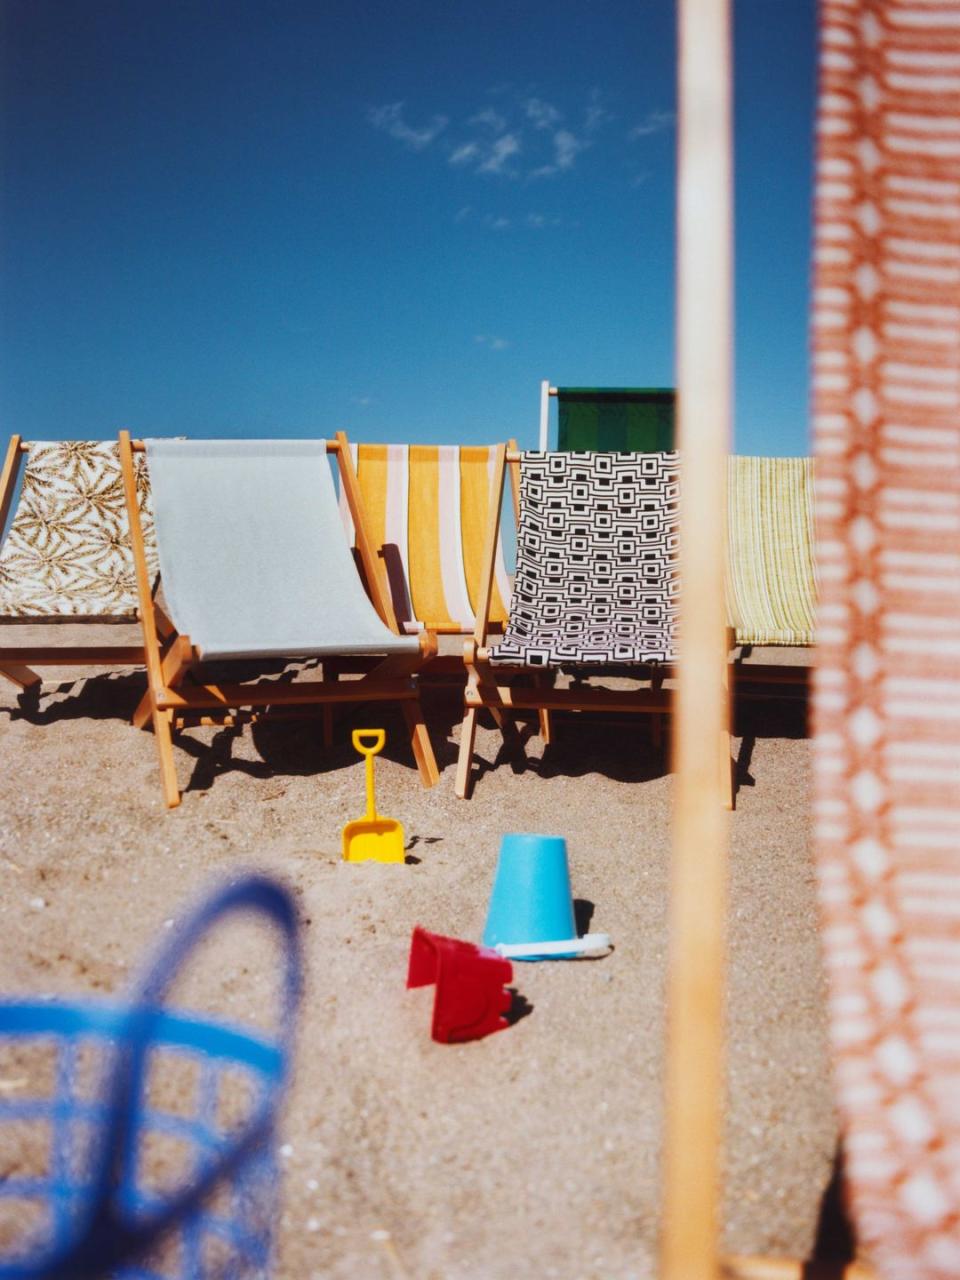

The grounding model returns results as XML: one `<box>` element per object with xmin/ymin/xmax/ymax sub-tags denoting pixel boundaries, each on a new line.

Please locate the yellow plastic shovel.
<box><xmin>342</xmin><ymin>730</ymin><xmax>405</xmax><ymax>864</ymax></box>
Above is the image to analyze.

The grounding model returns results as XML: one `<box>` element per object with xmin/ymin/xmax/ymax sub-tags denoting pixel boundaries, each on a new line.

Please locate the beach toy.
<box><xmin>342</xmin><ymin>729</ymin><xmax>405</xmax><ymax>863</ymax></box>
<box><xmin>482</xmin><ymin>833</ymin><xmax>610</xmax><ymax>962</ymax></box>
<box><xmin>407</xmin><ymin>927</ymin><xmax>514</xmax><ymax>1044</ymax></box>
<box><xmin>0</xmin><ymin>874</ymin><xmax>302</xmax><ymax>1280</ymax></box>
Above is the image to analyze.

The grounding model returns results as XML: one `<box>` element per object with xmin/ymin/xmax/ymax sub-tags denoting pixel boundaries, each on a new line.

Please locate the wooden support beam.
<box><xmin>0</xmin><ymin>663</ymin><xmax>42</xmax><ymax>690</ymax></box>
<box><xmin>0</xmin><ymin>647</ymin><xmax>145</xmax><ymax>666</ymax></box>
<box><xmin>464</xmin><ymin>684</ymin><xmax>671</xmax><ymax>715</ymax></box>
<box><xmin>0</xmin><ymin>435</ymin><xmax>24</xmax><ymax>538</ymax></box>
<box><xmin>661</xmin><ymin>0</ymin><xmax>733</xmax><ymax>1277</ymax></box>
<box><xmin>157</xmin><ymin>677</ymin><xmax>416</xmax><ymax>711</ymax></box>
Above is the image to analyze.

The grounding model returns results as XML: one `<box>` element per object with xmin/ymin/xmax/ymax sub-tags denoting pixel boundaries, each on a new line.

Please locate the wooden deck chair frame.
<box><xmin>0</xmin><ymin>434</ymin><xmax>174</xmax><ymax>692</ymax></box>
<box><xmin>118</xmin><ymin>430</ymin><xmax>439</xmax><ymax>809</ymax></box>
<box><xmin>453</xmin><ymin>443</ymin><xmax>732</xmax><ymax>805</ymax></box>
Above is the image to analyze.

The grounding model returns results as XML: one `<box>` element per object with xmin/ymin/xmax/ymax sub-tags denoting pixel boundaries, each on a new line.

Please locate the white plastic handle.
<box><xmin>493</xmin><ymin>933</ymin><xmax>611</xmax><ymax>959</ymax></box>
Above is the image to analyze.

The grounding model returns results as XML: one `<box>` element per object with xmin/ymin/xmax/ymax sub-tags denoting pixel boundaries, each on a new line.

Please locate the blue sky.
<box><xmin>0</xmin><ymin>1</ymin><xmax>816</xmax><ymax>454</ymax></box>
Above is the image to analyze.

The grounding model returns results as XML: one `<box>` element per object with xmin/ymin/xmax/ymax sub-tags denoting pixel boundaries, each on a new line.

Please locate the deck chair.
<box><xmin>455</xmin><ymin>446</ymin><xmax>734</xmax><ymax>802</ymax></box>
<box><xmin>118</xmin><ymin>431</ymin><xmax>439</xmax><ymax>809</ymax></box>
<box><xmin>0</xmin><ymin>436</ymin><xmax>161</xmax><ymax>691</ymax></box>
<box><xmin>725</xmin><ymin>454</ymin><xmax>816</xmax><ymax>701</ymax></box>
<box><xmin>726</xmin><ymin>456</ymin><xmax>816</xmax><ymax>648</ymax></box>
<box><xmin>337</xmin><ymin>441</ymin><xmax>515</xmax><ymax>637</ymax></box>
<box><xmin>538</xmin><ymin>382</ymin><xmax>676</xmax><ymax>451</ymax></box>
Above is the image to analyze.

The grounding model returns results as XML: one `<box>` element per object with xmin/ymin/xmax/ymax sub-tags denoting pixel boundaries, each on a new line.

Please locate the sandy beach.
<box><xmin>0</xmin><ymin>626</ymin><xmax>834</xmax><ymax>1279</ymax></box>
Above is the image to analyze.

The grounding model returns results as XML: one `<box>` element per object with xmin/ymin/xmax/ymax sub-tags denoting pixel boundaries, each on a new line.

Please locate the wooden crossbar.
<box><xmin>0</xmin><ymin>647</ymin><xmax>145</xmax><ymax>666</ymax></box>
<box><xmin>464</xmin><ymin>684</ymin><xmax>671</xmax><ymax>714</ymax></box>
<box><xmin>157</xmin><ymin>678</ymin><xmax>416</xmax><ymax>711</ymax></box>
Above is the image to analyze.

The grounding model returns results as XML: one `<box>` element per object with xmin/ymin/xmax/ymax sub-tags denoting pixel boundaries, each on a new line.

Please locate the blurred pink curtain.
<box><xmin>813</xmin><ymin>2</ymin><xmax>960</xmax><ymax>1276</ymax></box>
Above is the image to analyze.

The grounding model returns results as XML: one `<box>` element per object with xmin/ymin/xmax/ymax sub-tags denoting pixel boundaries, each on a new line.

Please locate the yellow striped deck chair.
<box><xmin>726</xmin><ymin>455</ymin><xmax>817</xmax><ymax>647</ymax></box>
<box><xmin>339</xmin><ymin>443</ymin><xmax>513</xmax><ymax>635</ymax></box>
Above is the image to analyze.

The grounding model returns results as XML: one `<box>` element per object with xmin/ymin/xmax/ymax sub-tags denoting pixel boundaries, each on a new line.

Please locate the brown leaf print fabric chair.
<box><xmin>0</xmin><ymin>436</ymin><xmax>160</xmax><ymax>692</ymax></box>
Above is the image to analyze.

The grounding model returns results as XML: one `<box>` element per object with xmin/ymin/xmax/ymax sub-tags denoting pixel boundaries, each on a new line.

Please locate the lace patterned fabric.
<box><xmin>0</xmin><ymin>441</ymin><xmax>157</xmax><ymax>620</ymax></box>
<box><xmin>813</xmin><ymin>3</ymin><xmax>960</xmax><ymax>1275</ymax></box>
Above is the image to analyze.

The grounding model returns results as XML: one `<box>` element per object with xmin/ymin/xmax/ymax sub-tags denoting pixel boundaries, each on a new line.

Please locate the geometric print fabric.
<box><xmin>489</xmin><ymin>450</ymin><xmax>680</xmax><ymax>667</ymax></box>
<box><xmin>0</xmin><ymin>440</ymin><xmax>158</xmax><ymax>621</ymax></box>
<box><xmin>812</xmin><ymin>3</ymin><xmax>960</xmax><ymax>1277</ymax></box>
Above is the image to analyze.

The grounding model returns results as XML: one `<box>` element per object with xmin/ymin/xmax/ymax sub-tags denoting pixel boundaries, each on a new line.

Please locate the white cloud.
<box><xmin>531</xmin><ymin>128</ymin><xmax>589</xmax><ymax>178</ymax></box>
<box><xmin>584</xmin><ymin>90</ymin><xmax>614</xmax><ymax>133</ymax></box>
<box><xmin>524</xmin><ymin>97</ymin><xmax>562</xmax><ymax>130</ymax></box>
<box><xmin>368</xmin><ymin>101</ymin><xmax>449</xmax><ymax>150</ymax></box>
<box><xmin>454</xmin><ymin>205</ymin><xmax>473</xmax><ymax>222</ymax></box>
<box><xmin>475</xmin><ymin>334</ymin><xmax>510</xmax><ymax>350</ymax></box>
<box><xmin>449</xmin><ymin>142</ymin><xmax>481</xmax><ymax>167</ymax></box>
<box><xmin>478</xmin><ymin>133</ymin><xmax>521</xmax><ymax>175</ymax></box>
<box><xmin>350</xmin><ymin>395</ymin><xmax>375</xmax><ymax>407</ymax></box>
<box><xmin>629</xmin><ymin>109</ymin><xmax>675</xmax><ymax>139</ymax></box>
<box><xmin>554</xmin><ymin>130</ymin><xmax>586</xmax><ymax>169</ymax></box>
<box><xmin>469</xmin><ymin>107</ymin><xmax>507</xmax><ymax>132</ymax></box>
<box><xmin>483</xmin><ymin>215</ymin><xmax>511</xmax><ymax>230</ymax></box>
<box><xmin>524</xmin><ymin>212</ymin><xmax>564</xmax><ymax>228</ymax></box>
<box><xmin>370</xmin><ymin>90</ymin><xmax>633</xmax><ymax>185</ymax></box>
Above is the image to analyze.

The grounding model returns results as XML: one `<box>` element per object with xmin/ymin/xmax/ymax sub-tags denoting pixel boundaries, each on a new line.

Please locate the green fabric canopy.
<box><xmin>556</xmin><ymin>387</ymin><xmax>675</xmax><ymax>452</ymax></box>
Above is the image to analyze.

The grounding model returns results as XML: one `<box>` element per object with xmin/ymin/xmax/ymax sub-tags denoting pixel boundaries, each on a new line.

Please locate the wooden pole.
<box><xmin>660</xmin><ymin>1</ymin><xmax>733</xmax><ymax>1278</ymax></box>
<box><xmin>0</xmin><ymin>436</ymin><xmax>24</xmax><ymax>539</ymax></box>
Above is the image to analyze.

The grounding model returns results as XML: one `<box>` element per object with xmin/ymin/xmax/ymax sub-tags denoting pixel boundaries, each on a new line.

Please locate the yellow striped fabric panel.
<box><xmin>354</xmin><ymin>443</ymin><xmax>392</xmax><ymax>601</ymax></box>
<box><xmin>407</xmin><ymin>446</ymin><xmax>459</xmax><ymax>631</ymax></box>
<box><xmin>725</xmin><ymin>456</ymin><xmax>817</xmax><ymax>646</ymax></box>
<box><xmin>460</xmin><ymin>447</ymin><xmax>508</xmax><ymax>627</ymax></box>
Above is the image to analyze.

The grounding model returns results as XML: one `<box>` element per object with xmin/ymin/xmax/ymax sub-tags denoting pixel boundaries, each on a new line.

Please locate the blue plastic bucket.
<box><xmin>482</xmin><ymin>833</ymin><xmax>580</xmax><ymax>961</ymax></box>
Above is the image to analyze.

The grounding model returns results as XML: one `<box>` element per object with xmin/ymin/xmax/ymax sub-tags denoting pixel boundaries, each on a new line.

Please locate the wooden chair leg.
<box><xmin>529</xmin><ymin>672</ymin><xmax>553</xmax><ymax>743</ymax></box>
<box><xmin>722</xmin><ymin>724</ymin><xmax>734</xmax><ymax>811</ymax></box>
<box><xmin>402</xmin><ymin>700</ymin><xmax>439</xmax><ymax>788</ymax></box>
<box><xmin>455</xmin><ymin>706</ymin><xmax>479</xmax><ymax>799</ymax></box>
<box><xmin>0</xmin><ymin>663</ymin><xmax>41</xmax><ymax>691</ymax></box>
<box><xmin>538</xmin><ymin>708</ymin><xmax>553</xmax><ymax>744</ymax></box>
<box><xmin>152</xmin><ymin>707</ymin><xmax>181</xmax><ymax>809</ymax></box>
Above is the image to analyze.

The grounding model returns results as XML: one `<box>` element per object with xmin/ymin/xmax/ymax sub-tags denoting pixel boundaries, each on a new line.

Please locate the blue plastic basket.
<box><xmin>0</xmin><ymin>874</ymin><xmax>301</xmax><ymax>1280</ymax></box>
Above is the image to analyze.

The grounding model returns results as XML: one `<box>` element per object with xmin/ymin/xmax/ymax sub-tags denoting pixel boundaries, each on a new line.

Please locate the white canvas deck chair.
<box><xmin>0</xmin><ymin>436</ymin><xmax>161</xmax><ymax>692</ymax></box>
<box><xmin>455</xmin><ymin>446</ymin><xmax>735</xmax><ymax>803</ymax></box>
<box><xmin>118</xmin><ymin>431</ymin><xmax>439</xmax><ymax>809</ymax></box>
<box><xmin>337</xmin><ymin>439</ymin><xmax>517</xmax><ymax>642</ymax></box>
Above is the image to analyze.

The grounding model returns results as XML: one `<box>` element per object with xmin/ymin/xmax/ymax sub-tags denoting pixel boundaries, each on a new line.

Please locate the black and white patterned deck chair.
<box><xmin>0</xmin><ymin>436</ymin><xmax>161</xmax><ymax>694</ymax></box>
<box><xmin>456</xmin><ymin>447</ymin><xmax>731</xmax><ymax>800</ymax></box>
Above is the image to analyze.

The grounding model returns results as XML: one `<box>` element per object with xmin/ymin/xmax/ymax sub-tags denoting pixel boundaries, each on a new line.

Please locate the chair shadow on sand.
<box><xmin>3</xmin><ymin>665</ymin><xmax>809</xmax><ymax>804</ymax></box>
<box><xmin>732</xmin><ymin>686</ymin><xmax>808</xmax><ymax>796</ymax></box>
<box><xmin>4</xmin><ymin>670</ymin><xmax>147</xmax><ymax>725</ymax></box>
<box><xmin>2</xmin><ymin>662</ymin><xmax>436</xmax><ymax>800</ymax></box>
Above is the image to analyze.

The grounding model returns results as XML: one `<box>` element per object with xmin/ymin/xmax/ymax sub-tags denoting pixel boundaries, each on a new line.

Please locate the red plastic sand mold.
<box><xmin>407</xmin><ymin>927</ymin><xmax>514</xmax><ymax>1044</ymax></box>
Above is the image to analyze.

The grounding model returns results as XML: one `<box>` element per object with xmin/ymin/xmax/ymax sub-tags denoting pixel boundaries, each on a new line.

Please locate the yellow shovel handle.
<box><xmin>352</xmin><ymin>730</ymin><xmax>385</xmax><ymax>821</ymax></box>
<box><xmin>352</xmin><ymin>729</ymin><xmax>386</xmax><ymax>757</ymax></box>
